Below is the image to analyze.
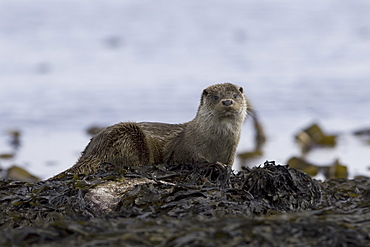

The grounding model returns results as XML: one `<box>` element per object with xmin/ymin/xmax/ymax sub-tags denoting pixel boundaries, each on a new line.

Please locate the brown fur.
<box><xmin>50</xmin><ymin>83</ymin><xmax>247</xmax><ymax>179</ymax></box>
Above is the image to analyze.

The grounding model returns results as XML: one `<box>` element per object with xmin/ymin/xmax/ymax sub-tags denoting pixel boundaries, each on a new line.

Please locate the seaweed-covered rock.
<box><xmin>82</xmin><ymin>161</ymin><xmax>323</xmax><ymax>217</ymax></box>
<box><xmin>1</xmin><ymin>161</ymin><xmax>369</xmax><ymax>246</ymax></box>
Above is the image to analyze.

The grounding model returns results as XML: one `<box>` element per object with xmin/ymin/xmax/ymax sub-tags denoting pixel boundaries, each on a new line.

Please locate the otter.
<box><xmin>51</xmin><ymin>83</ymin><xmax>247</xmax><ymax>179</ymax></box>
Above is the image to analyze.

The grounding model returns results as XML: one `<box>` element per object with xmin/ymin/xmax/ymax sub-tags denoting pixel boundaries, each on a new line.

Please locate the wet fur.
<box><xmin>50</xmin><ymin>83</ymin><xmax>247</xmax><ymax>179</ymax></box>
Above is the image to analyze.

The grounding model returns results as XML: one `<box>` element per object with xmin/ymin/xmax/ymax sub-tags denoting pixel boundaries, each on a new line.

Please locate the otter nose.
<box><xmin>222</xmin><ymin>100</ymin><xmax>233</xmax><ymax>106</ymax></box>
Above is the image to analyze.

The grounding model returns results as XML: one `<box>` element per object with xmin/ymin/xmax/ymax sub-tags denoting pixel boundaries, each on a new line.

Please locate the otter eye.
<box><xmin>213</xmin><ymin>95</ymin><xmax>219</xmax><ymax>100</ymax></box>
<box><xmin>233</xmin><ymin>94</ymin><xmax>238</xmax><ymax>99</ymax></box>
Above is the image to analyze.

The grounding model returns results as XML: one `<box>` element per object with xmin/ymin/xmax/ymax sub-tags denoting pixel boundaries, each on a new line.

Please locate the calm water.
<box><xmin>1</xmin><ymin>0</ymin><xmax>369</xmax><ymax>179</ymax></box>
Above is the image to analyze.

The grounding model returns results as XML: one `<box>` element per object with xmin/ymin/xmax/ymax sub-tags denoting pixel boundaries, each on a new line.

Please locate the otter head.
<box><xmin>198</xmin><ymin>83</ymin><xmax>247</xmax><ymax>120</ymax></box>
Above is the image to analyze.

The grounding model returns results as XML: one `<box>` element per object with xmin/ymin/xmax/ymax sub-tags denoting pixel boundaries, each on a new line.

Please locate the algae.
<box><xmin>1</xmin><ymin>161</ymin><xmax>369</xmax><ymax>246</ymax></box>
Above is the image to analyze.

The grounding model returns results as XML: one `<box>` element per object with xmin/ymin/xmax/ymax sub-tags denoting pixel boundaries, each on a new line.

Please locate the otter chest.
<box><xmin>201</xmin><ymin>127</ymin><xmax>238</xmax><ymax>165</ymax></box>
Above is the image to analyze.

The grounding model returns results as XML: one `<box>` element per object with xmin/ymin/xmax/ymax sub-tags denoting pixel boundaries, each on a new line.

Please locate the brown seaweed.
<box><xmin>1</xmin><ymin>161</ymin><xmax>369</xmax><ymax>246</ymax></box>
<box><xmin>295</xmin><ymin>123</ymin><xmax>337</xmax><ymax>155</ymax></box>
<box><xmin>287</xmin><ymin>156</ymin><xmax>348</xmax><ymax>179</ymax></box>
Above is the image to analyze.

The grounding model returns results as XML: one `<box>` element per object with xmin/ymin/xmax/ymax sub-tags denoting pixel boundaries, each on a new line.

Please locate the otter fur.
<box><xmin>51</xmin><ymin>83</ymin><xmax>247</xmax><ymax>179</ymax></box>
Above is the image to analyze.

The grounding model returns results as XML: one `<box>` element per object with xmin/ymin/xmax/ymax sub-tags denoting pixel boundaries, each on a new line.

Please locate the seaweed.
<box><xmin>295</xmin><ymin>123</ymin><xmax>337</xmax><ymax>156</ymax></box>
<box><xmin>1</xmin><ymin>161</ymin><xmax>369</xmax><ymax>246</ymax></box>
<box><xmin>287</xmin><ymin>157</ymin><xmax>348</xmax><ymax>179</ymax></box>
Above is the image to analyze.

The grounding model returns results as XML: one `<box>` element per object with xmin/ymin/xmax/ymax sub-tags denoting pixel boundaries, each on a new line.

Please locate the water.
<box><xmin>1</xmin><ymin>0</ymin><xmax>369</xmax><ymax>179</ymax></box>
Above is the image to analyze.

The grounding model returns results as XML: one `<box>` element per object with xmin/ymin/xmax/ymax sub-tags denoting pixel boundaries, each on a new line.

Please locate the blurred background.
<box><xmin>0</xmin><ymin>0</ymin><xmax>369</xmax><ymax>180</ymax></box>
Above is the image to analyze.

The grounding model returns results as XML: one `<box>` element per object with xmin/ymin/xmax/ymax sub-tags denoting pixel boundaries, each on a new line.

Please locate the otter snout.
<box><xmin>222</xmin><ymin>100</ymin><xmax>233</xmax><ymax>106</ymax></box>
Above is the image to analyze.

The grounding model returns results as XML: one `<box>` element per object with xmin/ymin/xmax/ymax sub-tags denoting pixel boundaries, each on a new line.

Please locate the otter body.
<box><xmin>52</xmin><ymin>83</ymin><xmax>247</xmax><ymax>178</ymax></box>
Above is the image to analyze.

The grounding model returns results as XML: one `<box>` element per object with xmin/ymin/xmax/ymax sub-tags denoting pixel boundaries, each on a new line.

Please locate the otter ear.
<box><xmin>200</xmin><ymin>89</ymin><xmax>208</xmax><ymax>106</ymax></box>
<box><xmin>239</xmin><ymin>87</ymin><xmax>244</xmax><ymax>93</ymax></box>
